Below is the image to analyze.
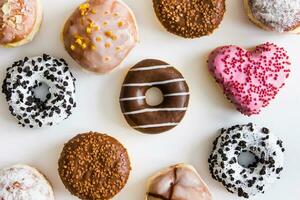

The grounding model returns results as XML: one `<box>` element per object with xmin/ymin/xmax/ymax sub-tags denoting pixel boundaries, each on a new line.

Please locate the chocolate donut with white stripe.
<box><xmin>120</xmin><ymin>59</ymin><xmax>189</xmax><ymax>134</ymax></box>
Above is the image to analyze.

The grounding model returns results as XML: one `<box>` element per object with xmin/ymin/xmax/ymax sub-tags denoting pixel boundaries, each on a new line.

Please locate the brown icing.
<box><xmin>146</xmin><ymin>164</ymin><xmax>212</xmax><ymax>200</ymax></box>
<box><xmin>0</xmin><ymin>0</ymin><xmax>38</xmax><ymax>45</ymax></box>
<box><xmin>153</xmin><ymin>0</ymin><xmax>226</xmax><ymax>38</ymax></box>
<box><xmin>58</xmin><ymin>132</ymin><xmax>131</xmax><ymax>200</ymax></box>
<box><xmin>119</xmin><ymin>59</ymin><xmax>190</xmax><ymax>134</ymax></box>
<box><xmin>63</xmin><ymin>0</ymin><xmax>139</xmax><ymax>73</ymax></box>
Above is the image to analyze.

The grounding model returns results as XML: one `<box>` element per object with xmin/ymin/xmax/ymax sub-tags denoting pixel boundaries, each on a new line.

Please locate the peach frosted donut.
<box><xmin>0</xmin><ymin>0</ymin><xmax>43</xmax><ymax>47</ymax></box>
<box><xmin>63</xmin><ymin>0</ymin><xmax>139</xmax><ymax>74</ymax></box>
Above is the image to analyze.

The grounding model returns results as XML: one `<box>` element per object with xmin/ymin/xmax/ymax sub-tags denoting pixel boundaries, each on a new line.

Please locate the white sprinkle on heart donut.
<box><xmin>208</xmin><ymin>42</ymin><xmax>291</xmax><ymax>116</ymax></box>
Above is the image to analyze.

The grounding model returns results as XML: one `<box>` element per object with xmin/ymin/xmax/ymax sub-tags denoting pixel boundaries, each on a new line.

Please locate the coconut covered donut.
<box><xmin>244</xmin><ymin>0</ymin><xmax>300</xmax><ymax>33</ymax></box>
<box><xmin>2</xmin><ymin>54</ymin><xmax>76</xmax><ymax>128</ymax></box>
<box><xmin>146</xmin><ymin>164</ymin><xmax>212</xmax><ymax>200</ymax></box>
<box><xmin>208</xmin><ymin>123</ymin><xmax>285</xmax><ymax>198</ymax></box>
<box><xmin>0</xmin><ymin>0</ymin><xmax>43</xmax><ymax>47</ymax></box>
<box><xmin>63</xmin><ymin>0</ymin><xmax>139</xmax><ymax>74</ymax></box>
<box><xmin>0</xmin><ymin>165</ymin><xmax>54</xmax><ymax>200</ymax></box>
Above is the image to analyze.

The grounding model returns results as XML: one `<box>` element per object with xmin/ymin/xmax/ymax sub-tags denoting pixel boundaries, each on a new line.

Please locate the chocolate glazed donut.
<box><xmin>120</xmin><ymin>59</ymin><xmax>189</xmax><ymax>134</ymax></box>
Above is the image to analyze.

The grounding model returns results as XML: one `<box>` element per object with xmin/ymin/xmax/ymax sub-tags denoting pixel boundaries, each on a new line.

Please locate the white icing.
<box><xmin>249</xmin><ymin>0</ymin><xmax>300</xmax><ymax>32</ymax></box>
<box><xmin>123</xmin><ymin>107</ymin><xmax>187</xmax><ymax>115</ymax></box>
<box><xmin>122</xmin><ymin>78</ymin><xmax>186</xmax><ymax>87</ymax></box>
<box><xmin>133</xmin><ymin>122</ymin><xmax>178</xmax><ymax>129</ymax></box>
<box><xmin>119</xmin><ymin>92</ymin><xmax>189</xmax><ymax>101</ymax></box>
<box><xmin>0</xmin><ymin>165</ymin><xmax>54</xmax><ymax>200</ymax></box>
<box><xmin>130</xmin><ymin>65</ymin><xmax>172</xmax><ymax>71</ymax></box>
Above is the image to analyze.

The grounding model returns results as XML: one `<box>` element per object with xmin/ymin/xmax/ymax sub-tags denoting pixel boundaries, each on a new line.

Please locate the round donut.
<box><xmin>119</xmin><ymin>59</ymin><xmax>190</xmax><ymax>134</ymax></box>
<box><xmin>208</xmin><ymin>123</ymin><xmax>285</xmax><ymax>198</ymax></box>
<box><xmin>153</xmin><ymin>0</ymin><xmax>226</xmax><ymax>38</ymax></box>
<box><xmin>2</xmin><ymin>54</ymin><xmax>76</xmax><ymax>128</ymax></box>
<box><xmin>58</xmin><ymin>132</ymin><xmax>131</xmax><ymax>200</ymax></box>
<box><xmin>63</xmin><ymin>0</ymin><xmax>139</xmax><ymax>74</ymax></box>
<box><xmin>146</xmin><ymin>164</ymin><xmax>212</xmax><ymax>200</ymax></box>
<box><xmin>244</xmin><ymin>0</ymin><xmax>300</xmax><ymax>33</ymax></box>
<box><xmin>0</xmin><ymin>0</ymin><xmax>43</xmax><ymax>47</ymax></box>
<box><xmin>0</xmin><ymin>165</ymin><xmax>54</xmax><ymax>200</ymax></box>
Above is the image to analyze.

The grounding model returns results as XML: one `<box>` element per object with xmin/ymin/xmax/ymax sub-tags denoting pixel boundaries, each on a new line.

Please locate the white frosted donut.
<box><xmin>208</xmin><ymin>123</ymin><xmax>285</xmax><ymax>198</ymax></box>
<box><xmin>244</xmin><ymin>0</ymin><xmax>300</xmax><ymax>33</ymax></box>
<box><xmin>0</xmin><ymin>0</ymin><xmax>43</xmax><ymax>47</ymax></box>
<box><xmin>146</xmin><ymin>164</ymin><xmax>212</xmax><ymax>200</ymax></box>
<box><xmin>63</xmin><ymin>0</ymin><xmax>139</xmax><ymax>74</ymax></box>
<box><xmin>2</xmin><ymin>54</ymin><xmax>76</xmax><ymax>128</ymax></box>
<box><xmin>0</xmin><ymin>165</ymin><xmax>54</xmax><ymax>200</ymax></box>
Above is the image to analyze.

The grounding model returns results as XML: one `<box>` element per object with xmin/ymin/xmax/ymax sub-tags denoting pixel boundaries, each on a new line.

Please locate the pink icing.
<box><xmin>208</xmin><ymin>42</ymin><xmax>291</xmax><ymax>116</ymax></box>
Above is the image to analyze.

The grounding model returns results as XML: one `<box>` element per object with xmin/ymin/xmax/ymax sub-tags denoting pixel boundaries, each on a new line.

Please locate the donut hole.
<box><xmin>238</xmin><ymin>150</ymin><xmax>259</xmax><ymax>168</ymax></box>
<box><xmin>145</xmin><ymin>87</ymin><xmax>164</xmax><ymax>106</ymax></box>
<box><xmin>33</xmin><ymin>82</ymin><xmax>50</xmax><ymax>102</ymax></box>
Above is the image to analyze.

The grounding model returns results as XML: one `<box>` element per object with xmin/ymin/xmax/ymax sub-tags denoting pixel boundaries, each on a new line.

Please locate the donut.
<box><xmin>244</xmin><ymin>0</ymin><xmax>300</xmax><ymax>33</ymax></box>
<box><xmin>0</xmin><ymin>0</ymin><xmax>43</xmax><ymax>47</ymax></box>
<box><xmin>208</xmin><ymin>43</ymin><xmax>291</xmax><ymax>116</ymax></box>
<box><xmin>119</xmin><ymin>59</ymin><xmax>190</xmax><ymax>134</ymax></box>
<box><xmin>146</xmin><ymin>163</ymin><xmax>212</xmax><ymax>200</ymax></box>
<box><xmin>63</xmin><ymin>0</ymin><xmax>139</xmax><ymax>74</ymax></box>
<box><xmin>153</xmin><ymin>0</ymin><xmax>226</xmax><ymax>38</ymax></box>
<box><xmin>208</xmin><ymin>123</ymin><xmax>285</xmax><ymax>198</ymax></box>
<box><xmin>2</xmin><ymin>54</ymin><xmax>76</xmax><ymax>128</ymax></box>
<box><xmin>58</xmin><ymin>132</ymin><xmax>131</xmax><ymax>200</ymax></box>
<box><xmin>0</xmin><ymin>164</ymin><xmax>54</xmax><ymax>200</ymax></box>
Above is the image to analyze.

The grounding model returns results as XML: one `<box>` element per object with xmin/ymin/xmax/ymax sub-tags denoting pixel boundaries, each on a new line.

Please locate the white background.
<box><xmin>0</xmin><ymin>0</ymin><xmax>299</xmax><ymax>199</ymax></box>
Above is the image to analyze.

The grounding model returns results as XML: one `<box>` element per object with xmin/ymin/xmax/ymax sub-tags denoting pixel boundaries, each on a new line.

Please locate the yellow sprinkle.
<box><xmin>118</xmin><ymin>21</ymin><xmax>123</xmax><ymax>27</ymax></box>
<box><xmin>82</xmin><ymin>43</ymin><xmax>87</xmax><ymax>49</ymax></box>
<box><xmin>91</xmin><ymin>45</ymin><xmax>96</xmax><ymax>50</ymax></box>
<box><xmin>70</xmin><ymin>45</ymin><xmax>76</xmax><ymax>51</ymax></box>
<box><xmin>116</xmin><ymin>46</ymin><xmax>121</xmax><ymax>51</ymax></box>
<box><xmin>75</xmin><ymin>38</ymin><xmax>82</xmax><ymax>45</ymax></box>
<box><xmin>103</xmin><ymin>21</ymin><xmax>108</xmax><ymax>26</ymax></box>
<box><xmin>113</xmin><ymin>13</ymin><xmax>119</xmax><ymax>17</ymax></box>
<box><xmin>94</xmin><ymin>26</ymin><xmax>100</xmax><ymax>31</ymax></box>
<box><xmin>96</xmin><ymin>37</ymin><xmax>102</xmax><ymax>42</ymax></box>
<box><xmin>105</xmin><ymin>43</ymin><xmax>111</xmax><ymax>48</ymax></box>
<box><xmin>91</xmin><ymin>9</ymin><xmax>97</xmax><ymax>14</ymax></box>
<box><xmin>86</xmin><ymin>27</ymin><xmax>92</xmax><ymax>34</ymax></box>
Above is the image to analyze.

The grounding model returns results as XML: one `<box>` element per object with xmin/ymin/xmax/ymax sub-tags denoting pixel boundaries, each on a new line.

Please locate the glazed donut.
<box><xmin>208</xmin><ymin>43</ymin><xmax>291</xmax><ymax>116</ymax></box>
<box><xmin>146</xmin><ymin>164</ymin><xmax>212</xmax><ymax>200</ymax></box>
<box><xmin>2</xmin><ymin>54</ymin><xmax>76</xmax><ymax>128</ymax></box>
<box><xmin>153</xmin><ymin>0</ymin><xmax>226</xmax><ymax>38</ymax></box>
<box><xmin>63</xmin><ymin>0</ymin><xmax>139</xmax><ymax>74</ymax></box>
<box><xmin>244</xmin><ymin>0</ymin><xmax>300</xmax><ymax>33</ymax></box>
<box><xmin>208</xmin><ymin>123</ymin><xmax>285</xmax><ymax>198</ymax></box>
<box><xmin>58</xmin><ymin>132</ymin><xmax>131</xmax><ymax>200</ymax></box>
<box><xmin>119</xmin><ymin>59</ymin><xmax>190</xmax><ymax>134</ymax></box>
<box><xmin>0</xmin><ymin>0</ymin><xmax>43</xmax><ymax>47</ymax></box>
<box><xmin>0</xmin><ymin>165</ymin><xmax>54</xmax><ymax>200</ymax></box>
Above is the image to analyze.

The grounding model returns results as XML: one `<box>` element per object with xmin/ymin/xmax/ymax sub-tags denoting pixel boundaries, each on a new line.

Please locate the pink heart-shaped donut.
<box><xmin>208</xmin><ymin>43</ymin><xmax>291</xmax><ymax>116</ymax></box>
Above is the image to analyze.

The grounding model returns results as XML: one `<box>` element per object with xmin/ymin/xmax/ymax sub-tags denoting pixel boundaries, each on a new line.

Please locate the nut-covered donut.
<box><xmin>63</xmin><ymin>0</ymin><xmax>139</xmax><ymax>74</ymax></box>
<box><xmin>208</xmin><ymin>123</ymin><xmax>285</xmax><ymax>198</ymax></box>
<box><xmin>146</xmin><ymin>164</ymin><xmax>212</xmax><ymax>200</ymax></box>
<box><xmin>58</xmin><ymin>132</ymin><xmax>131</xmax><ymax>200</ymax></box>
<box><xmin>2</xmin><ymin>54</ymin><xmax>76</xmax><ymax>128</ymax></box>
<box><xmin>0</xmin><ymin>165</ymin><xmax>54</xmax><ymax>200</ymax></box>
<box><xmin>119</xmin><ymin>59</ymin><xmax>190</xmax><ymax>134</ymax></box>
<box><xmin>244</xmin><ymin>0</ymin><xmax>300</xmax><ymax>33</ymax></box>
<box><xmin>153</xmin><ymin>0</ymin><xmax>226</xmax><ymax>38</ymax></box>
<box><xmin>0</xmin><ymin>0</ymin><xmax>43</xmax><ymax>47</ymax></box>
